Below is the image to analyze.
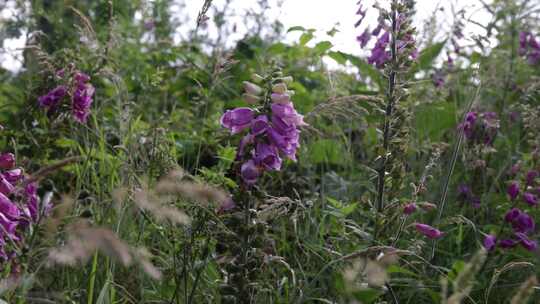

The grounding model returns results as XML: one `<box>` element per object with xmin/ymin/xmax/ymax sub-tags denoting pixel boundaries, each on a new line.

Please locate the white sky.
<box><xmin>0</xmin><ymin>0</ymin><xmax>492</xmax><ymax>72</ymax></box>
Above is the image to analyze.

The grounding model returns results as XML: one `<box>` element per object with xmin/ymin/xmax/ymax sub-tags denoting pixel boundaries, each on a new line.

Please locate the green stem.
<box><xmin>87</xmin><ymin>251</ymin><xmax>99</xmax><ymax>304</ymax></box>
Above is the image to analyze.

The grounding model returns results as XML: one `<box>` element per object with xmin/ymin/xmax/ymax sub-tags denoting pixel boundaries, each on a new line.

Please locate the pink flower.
<box><xmin>483</xmin><ymin>234</ymin><xmax>497</xmax><ymax>251</ymax></box>
<box><xmin>415</xmin><ymin>223</ymin><xmax>444</xmax><ymax>239</ymax></box>
<box><xmin>0</xmin><ymin>153</ymin><xmax>15</xmax><ymax>170</ymax></box>
<box><xmin>240</xmin><ymin>160</ymin><xmax>261</xmax><ymax>185</ymax></box>
<box><xmin>403</xmin><ymin>203</ymin><xmax>417</xmax><ymax>215</ymax></box>
<box><xmin>220</xmin><ymin>108</ymin><xmax>254</xmax><ymax>134</ymax></box>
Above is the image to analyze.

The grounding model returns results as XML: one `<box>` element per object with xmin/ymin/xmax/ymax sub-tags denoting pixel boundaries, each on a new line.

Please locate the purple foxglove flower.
<box><xmin>271</xmin><ymin>93</ymin><xmax>291</xmax><ymax>105</ymax></box>
<box><xmin>0</xmin><ymin>213</ymin><xmax>18</xmax><ymax>239</ymax></box>
<box><xmin>0</xmin><ymin>192</ymin><xmax>20</xmax><ymax>220</ymax></box>
<box><xmin>220</xmin><ymin>108</ymin><xmax>254</xmax><ymax>134</ymax></box>
<box><xmin>515</xmin><ymin>232</ymin><xmax>538</xmax><ymax>251</ymax></box>
<box><xmin>254</xmin><ymin>143</ymin><xmax>282</xmax><ymax>171</ymax></box>
<box><xmin>447</xmin><ymin>54</ymin><xmax>454</xmax><ymax>69</ymax></box>
<box><xmin>271</xmin><ymin>103</ymin><xmax>307</xmax><ymax>127</ymax></box>
<box><xmin>507</xmin><ymin>181</ymin><xmax>520</xmax><ymax>200</ymax></box>
<box><xmin>519</xmin><ymin>31</ymin><xmax>530</xmax><ymax>56</ymax></box>
<box><xmin>251</xmin><ymin>115</ymin><xmax>269</xmax><ymax>135</ymax></box>
<box><xmin>241</xmin><ymin>160</ymin><xmax>261</xmax><ymax>185</ymax></box>
<box><xmin>72</xmin><ymin>83</ymin><xmax>95</xmax><ymax>123</ymax></box>
<box><xmin>74</xmin><ymin>72</ymin><xmax>91</xmax><ymax>83</ymax></box>
<box><xmin>3</xmin><ymin>169</ymin><xmax>22</xmax><ymax>184</ymax></box>
<box><xmin>0</xmin><ymin>176</ymin><xmax>14</xmax><ymax>195</ymax></box>
<box><xmin>523</xmin><ymin>192</ymin><xmax>538</xmax><ymax>206</ymax></box>
<box><xmin>512</xmin><ymin>213</ymin><xmax>535</xmax><ymax>234</ymax></box>
<box><xmin>371</xmin><ymin>21</ymin><xmax>384</xmax><ymax>36</ymax></box>
<box><xmin>0</xmin><ymin>153</ymin><xmax>15</xmax><ymax>169</ymax></box>
<box><xmin>483</xmin><ymin>234</ymin><xmax>497</xmax><ymax>251</ymax></box>
<box><xmin>528</xmin><ymin>49</ymin><xmax>540</xmax><ymax>65</ymax></box>
<box><xmin>526</xmin><ymin>170</ymin><xmax>538</xmax><ymax>185</ymax></box>
<box><xmin>354</xmin><ymin>4</ymin><xmax>366</xmax><ymax>28</ymax></box>
<box><xmin>457</xmin><ymin>184</ymin><xmax>472</xmax><ymax>200</ymax></box>
<box><xmin>508</xmin><ymin>163</ymin><xmax>521</xmax><ymax>176</ymax></box>
<box><xmin>268</xmin><ymin>127</ymin><xmax>299</xmax><ymax>161</ymax></box>
<box><xmin>415</xmin><ymin>223</ymin><xmax>444</xmax><ymax>239</ymax></box>
<box><xmin>432</xmin><ymin>70</ymin><xmax>445</xmax><ymax>88</ymax></box>
<box><xmin>499</xmin><ymin>238</ymin><xmax>518</xmax><ymax>249</ymax></box>
<box><xmin>24</xmin><ymin>183</ymin><xmax>47</xmax><ymax>223</ymax></box>
<box><xmin>403</xmin><ymin>203</ymin><xmax>417</xmax><ymax>215</ymax></box>
<box><xmin>357</xmin><ymin>28</ymin><xmax>371</xmax><ymax>48</ymax></box>
<box><xmin>237</xmin><ymin>134</ymin><xmax>254</xmax><ymax>159</ymax></box>
<box><xmin>505</xmin><ymin>208</ymin><xmax>521</xmax><ymax>223</ymax></box>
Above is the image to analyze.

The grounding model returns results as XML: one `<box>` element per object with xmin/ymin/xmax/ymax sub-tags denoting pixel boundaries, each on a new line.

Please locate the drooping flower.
<box><xmin>38</xmin><ymin>85</ymin><xmax>67</xmax><ymax>108</ymax></box>
<box><xmin>254</xmin><ymin>143</ymin><xmax>282</xmax><ymax>171</ymax></box>
<box><xmin>523</xmin><ymin>192</ymin><xmax>538</xmax><ymax>206</ymax></box>
<box><xmin>251</xmin><ymin>115</ymin><xmax>270</xmax><ymax>136</ymax></box>
<box><xmin>515</xmin><ymin>232</ymin><xmax>538</xmax><ymax>251</ymax></box>
<box><xmin>483</xmin><ymin>234</ymin><xmax>497</xmax><ymax>251</ymax></box>
<box><xmin>499</xmin><ymin>238</ymin><xmax>518</xmax><ymax>249</ymax></box>
<box><xmin>507</xmin><ymin>181</ymin><xmax>520</xmax><ymax>201</ymax></box>
<box><xmin>221</xmin><ymin>108</ymin><xmax>255</xmax><ymax>134</ymax></box>
<box><xmin>512</xmin><ymin>211</ymin><xmax>535</xmax><ymax>234</ymax></box>
<box><xmin>0</xmin><ymin>153</ymin><xmax>15</xmax><ymax>170</ymax></box>
<box><xmin>357</xmin><ymin>27</ymin><xmax>371</xmax><ymax>48</ymax></box>
<box><xmin>240</xmin><ymin>159</ymin><xmax>261</xmax><ymax>185</ymax></box>
<box><xmin>403</xmin><ymin>203</ymin><xmax>417</xmax><ymax>215</ymax></box>
<box><xmin>72</xmin><ymin>73</ymin><xmax>95</xmax><ymax>124</ymax></box>
<box><xmin>505</xmin><ymin>208</ymin><xmax>521</xmax><ymax>223</ymax></box>
<box><xmin>415</xmin><ymin>223</ymin><xmax>444</xmax><ymax>239</ymax></box>
<box><xmin>526</xmin><ymin>170</ymin><xmax>538</xmax><ymax>185</ymax></box>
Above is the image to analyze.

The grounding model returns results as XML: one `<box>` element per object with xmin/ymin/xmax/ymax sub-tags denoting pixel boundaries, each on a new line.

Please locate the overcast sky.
<box><xmin>0</xmin><ymin>0</ymin><xmax>492</xmax><ymax>72</ymax></box>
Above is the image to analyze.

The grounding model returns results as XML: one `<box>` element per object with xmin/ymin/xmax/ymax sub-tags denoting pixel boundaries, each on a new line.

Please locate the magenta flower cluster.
<box><xmin>0</xmin><ymin>150</ymin><xmax>51</xmax><ymax>261</ymax></box>
<box><xmin>459</xmin><ymin>111</ymin><xmax>500</xmax><ymax>146</ymax></box>
<box><xmin>221</xmin><ymin>74</ymin><xmax>306</xmax><ymax>185</ymax></box>
<box><xmin>519</xmin><ymin>31</ymin><xmax>540</xmax><ymax>65</ymax></box>
<box><xmin>38</xmin><ymin>70</ymin><xmax>95</xmax><ymax>124</ymax></box>
<box><xmin>355</xmin><ymin>1</ymin><xmax>417</xmax><ymax>69</ymax></box>
<box><xmin>483</xmin><ymin>170</ymin><xmax>539</xmax><ymax>252</ymax></box>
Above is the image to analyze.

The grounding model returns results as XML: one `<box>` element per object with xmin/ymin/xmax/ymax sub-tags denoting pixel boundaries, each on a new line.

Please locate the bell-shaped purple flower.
<box><xmin>415</xmin><ymin>223</ymin><xmax>444</xmax><ymax>239</ymax></box>
<box><xmin>515</xmin><ymin>232</ymin><xmax>538</xmax><ymax>251</ymax></box>
<box><xmin>519</xmin><ymin>31</ymin><xmax>530</xmax><ymax>56</ymax></box>
<box><xmin>403</xmin><ymin>203</ymin><xmax>417</xmax><ymax>215</ymax></box>
<box><xmin>221</xmin><ymin>108</ymin><xmax>255</xmax><ymax>134</ymax></box>
<box><xmin>0</xmin><ymin>176</ymin><xmax>14</xmax><ymax>195</ymax></box>
<box><xmin>251</xmin><ymin>115</ymin><xmax>269</xmax><ymax>136</ymax></box>
<box><xmin>507</xmin><ymin>181</ymin><xmax>520</xmax><ymax>200</ymax></box>
<box><xmin>526</xmin><ymin>170</ymin><xmax>538</xmax><ymax>185</ymax></box>
<box><xmin>271</xmin><ymin>93</ymin><xmax>291</xmax><ymax>105</ymax></box>
<box><xmin>499</xmin><ymin>238</ymin><xmax>518</xmax><ymax>249</ymax></box>
<box><xmin>240</xmin><ymin>160</ymin><xmax>261</xmax><ymax>185</ymax></box>
<box><xmin>254</xmin><ymin>143</ymin><xmax>282</xmax><ymax>171</ymax></box>
<box><xmin>505</xmin><ymin>208</ymin><xmax>521</xmax><ymax>223</ymax></box>
<box><xmin>357</xmin><ymin>28</ymin><xmax>371</xmax><ymax>48</ymax></box>
<box><xmin>523</xmin><ymin>192</ymin><xmax>538</xmax><ymax>206</ymax></box>
<box><xmin>483</xmin><ymin>234</ymin><xmax>497</xmax><ymax>251</ymax></box>
<box><xmin>38</xmin><ymin>85</ymin><xmax>67</xmax><ymax>108</ymax></box>
<box><xmin>510</xmin><ymin>211</ymin><xmax>535</xmax><ymax>234</ymax></box>
<box><xmin>0</xmin><ymin>153</ymin><xmax>15</xmax><ymax>170</ymax></box>
<box><xmin>0</xmin><ymin>192</ymin><xmax>20</xmax><ymax>220</ymax></box>
<box><xmin>72</xmin><ymin>82</ymin><xmax>95</xmax><ymax>123</ymax></box>
<box><xmin>2</xmin><ymin>169</ymin><xmax>22</xmax><ymax>184</ymax></box>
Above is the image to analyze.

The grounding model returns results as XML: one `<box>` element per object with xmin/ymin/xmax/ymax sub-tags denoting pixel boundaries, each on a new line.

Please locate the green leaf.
<box><xmin>414</xmin><ymin>101</ymin><xmax>456</xmax><ymax>141</ymax></box>
<box><xmin>327</xmin><ymin>51</ymin><xmax>347</xmax><ymax>65</ymax></box>
<box><xmin>352</xmin><ymin>289</ymin><xmax>383</xmax><ymax>303</ymax></box>
<box><xmin>387</xmin><ymin>265</ymin><xmax>418</xmax><ymax>278</ymax></box>
<box><xmin>299</xmin><ymin>32</ymin><xmax>314</xmax><ymax>46</ymax></box>
<box><xmin>313</xmin><ymin>41</ymin><xmax>333</xmax><ymax>55</ymax></box>
<box><xmin>411</xmin><ymin>40</ymin><xmax>447</xmax><ymax>73</ymax></box>
<box><xmin>287</xmin><ymin>25</ymin><xmax>306</xmax><ymax>33</ymax></box>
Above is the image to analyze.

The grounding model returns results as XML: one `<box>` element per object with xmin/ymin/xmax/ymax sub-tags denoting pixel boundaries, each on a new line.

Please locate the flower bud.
<box><xmin>272</xmin><ymin>83</ymin><xmax>287</xmax><ymax>94</ymax></box>
<box><xmin>281</xmin><ymin>76</ymin><xmax>293</xmax><ymax>84</ymax></box>
<box><xmin>243</xmin><ymin>81</ymin><xmax>262</xmax><ymax>95</ymax></box>
<box><xmin>251</xmin><ymin>73</ymin><xmax>264</xmax><ymax>83</ymax></box>
<box><xmin>243</xmin><ymin>93</ymin><xmax>260</xmax><ymax>105</ymax></box>
<box><xmin>286</xmin><ymin>90</ymin><xmax>295</xmax><ymax>96</ymax></box>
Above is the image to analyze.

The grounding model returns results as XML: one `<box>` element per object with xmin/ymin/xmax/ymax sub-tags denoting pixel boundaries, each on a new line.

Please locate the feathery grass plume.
<box><xmin>44</xmin><ymin>195</ymin><xmax>75</xmax><ymax>237</ymax></box>
<box><xmin>155</xmin><ymin>170</ymin><xmax>228</xmax><ymax>206</ymax></box>
<box><xmin>441</xmin><ymin>248</ymin><xmax>487</xmax><ymax>304</ymax></box>
<box><xmin>485</xmin><ymin>262</ymin><xmax>534</xmax><ymax>302</ymax></box>
<box><xmin>304</xmin><ymin>95</ymin><xmax>373</xmax><ymax>122</ymax></box>
<box><xmin>47</xmin><ymin>220</ymin><xmax>161</xmax><ymax>279</ymax></box>
<box><xmin>132</xmin><ymin>188</ymin><xmax>191</xmax><ymax>225</ymax></box>
<box><xmin>510</xmin><ymin>276</ymin><xmax>538</xmax><ymax>304</ymax></box>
